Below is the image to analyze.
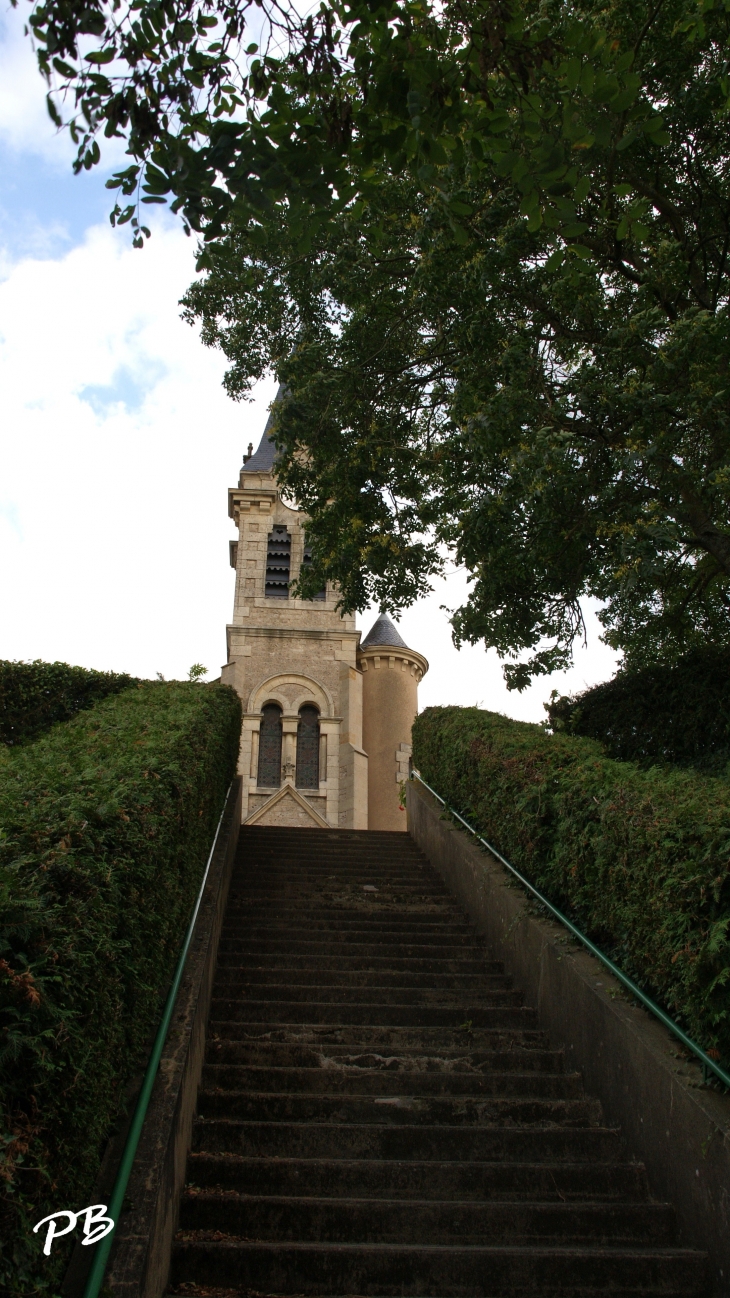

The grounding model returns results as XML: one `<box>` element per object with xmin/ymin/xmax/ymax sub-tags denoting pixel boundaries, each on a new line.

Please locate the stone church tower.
<box><xmin>221</xmin><ymin>399</ymin><xmax>428</xmax><ymax>830</ymax></box>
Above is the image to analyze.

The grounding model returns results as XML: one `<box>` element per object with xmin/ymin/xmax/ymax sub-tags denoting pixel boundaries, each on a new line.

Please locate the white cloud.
<box><xmin>0</xmin><ymin>219</ymin><xmax>278</xmax><ymax>680</ymax></box>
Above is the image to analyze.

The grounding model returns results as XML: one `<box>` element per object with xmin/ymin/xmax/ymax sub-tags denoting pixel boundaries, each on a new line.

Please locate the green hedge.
<box><xmin>0</xmin><ymin>660</ymin><xmax>137</xmax><ymax>748</ymax></box>
<box><xmin>413</xmin><ymin>706</ymin><xmax>730</xmax><ymax>1064</ymax></box>
<box><xmin>546</xmin><ymin>646</ymin><xmax>730</xmax><ymax>771</ymax></box>
<box><xmin>0</xmin><ymin>682</ymin><xmax>241</xmax><ymax>1297</ymax></box>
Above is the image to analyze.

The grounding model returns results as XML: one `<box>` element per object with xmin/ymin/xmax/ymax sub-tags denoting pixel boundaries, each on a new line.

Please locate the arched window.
<box><xmin>296</xmin><ymin>705</ymin><xmax>320</xmax><ymax>789</ymax></box>
<box><xmin>257</xmin><ymin>703</ymin><xmax>283</xmax><ymax>786</ymax></box>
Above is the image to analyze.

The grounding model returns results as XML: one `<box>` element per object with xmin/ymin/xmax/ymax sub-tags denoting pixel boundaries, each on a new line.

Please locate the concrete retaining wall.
<box><xmin>96</xmin><ymin>776</ymin><xmax>243</xmax><ymax>1298</ymax></box>
<box><xmin>407</xmin><ymin>776</ymin><xmax>730</xmax><ymax>1295</ymax></box>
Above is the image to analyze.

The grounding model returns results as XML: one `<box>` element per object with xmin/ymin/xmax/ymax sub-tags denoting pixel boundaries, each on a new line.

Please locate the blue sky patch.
<box><xmin>80</xmin><ymin>362</ymin><xmax>167</xmax><ymax>415</ymax></box>
<box><xmin>0</xmin><ymin>142</ymin><xmax>114</xmax><ymax>261</ymax></box>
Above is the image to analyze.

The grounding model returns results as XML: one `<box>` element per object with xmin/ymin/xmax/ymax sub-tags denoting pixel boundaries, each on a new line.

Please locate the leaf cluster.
<box><xmin>0</xmin><ymin>659</ymin><xmax>137</xmax><ymax>748</ymax></box>
<box><xmin>413</xmin><ymin>704</ymin><xmax>730</xmax><ymax>1066</ymax></box>
<box><xmin>0</xmin><ymin>681</ymin><xmax>241</xmax><ymax>1296</ymax></box>
<box><xmin>21</xmin><ymin>0</ymin><xmax>730</xmax><ymax>249</ymax></box>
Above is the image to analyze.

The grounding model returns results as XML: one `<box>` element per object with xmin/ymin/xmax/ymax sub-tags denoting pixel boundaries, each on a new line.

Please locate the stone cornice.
<box><xmin>228</xmin><ymin>625</ymin><xmax>360</xmax><ymax>642</ymax></box>
<box><xmin>357</xmin><ymin>643</ymin><xmax>429</xmax><ymax>681</ymax></box>
<box><xmin>228</xmin><ymin>485</ymin><xmax>278</xmax><ymax>523</ymax></box>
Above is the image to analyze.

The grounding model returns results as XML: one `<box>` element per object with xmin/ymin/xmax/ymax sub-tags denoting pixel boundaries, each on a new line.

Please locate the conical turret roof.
<box><xmin>360</xmin><ymin>612</ymin><xmax>409</xmax><ymax>651</ymax></box>
<box><xmin>241</xmin><ymin>386</ymin><xmax>284</xmax><ymax>473</ymax></box>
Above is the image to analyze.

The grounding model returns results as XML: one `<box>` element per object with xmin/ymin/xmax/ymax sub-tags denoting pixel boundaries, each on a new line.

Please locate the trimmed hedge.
<box><xmin>546</xmin><ymin>646</ymin><xmax>730</xmax><ymax>771</ymax></box>
<box><xmin>0</xmin><ymin>660</ymin><xmax>137</xmax><ymax>748</ymax></box>
<box><xmin>0</xmin><ymin>681</ymin><xmax>241</xmax><ymax>1297</ymax></box>
<box><xmin>413</xmin><ymin>706</ymin><xmax>730</xmax><ymax>1065</ymax></box>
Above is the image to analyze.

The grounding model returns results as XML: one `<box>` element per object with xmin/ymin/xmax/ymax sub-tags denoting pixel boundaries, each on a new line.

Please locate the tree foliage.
<box><xmin>183</xmin><ymin>0</ymin><xmax>730</xmax><ymax>683</ymax></box>
<box><xmin>19</xmin><ymin>0</ymin><xmax>726</xmax><ymax>246</ymax></box>
<box><xmin>547</xmin><ymin>645</ymin><xmax>730</xmax><ymax>770</ymax></box>
<box><xmin>22</xmin><ymin>0</ymin><xmax>730</xmax><ymax>679</ymax></box>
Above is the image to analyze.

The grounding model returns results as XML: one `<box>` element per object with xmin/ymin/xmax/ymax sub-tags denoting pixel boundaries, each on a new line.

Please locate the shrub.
<box><xmin>413</xmin><ymin>706</ymin><xmax>730</xmax><ymax>1064</ymax></box>
<box><xmin>0</xmin><ymin>660</ymin><xmax>137</xmax><ymax>748</ymax></box>
<box><xmin>546</xmin><ymin>645</ymin><xmax>730</xmax><ymax>771</ymax></box>
<box><xmin>0</xmin><ymin>681</ymin><xmax>242</xmax><ymax>1297</ymax></box>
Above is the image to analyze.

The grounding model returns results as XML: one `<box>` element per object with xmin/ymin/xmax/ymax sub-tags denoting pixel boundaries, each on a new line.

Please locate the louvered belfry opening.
<box><xmin>302</xmin><ymin>544</ymin><xmax>326</xmax><ymax>600</ymax></box>
<box><xmin>257</xmin><ymin>704</ymin><xmax>283</xmax><ymax>787</ymax></box>
<box><xmin>265</xmin><ymin>526</ymin><xmax>291</xmax><ymax>597</ymax></box>
<box><xmin>296</xmin><ymin>705</ymin><xmax>320</xmax><ymax>789</ymax></box>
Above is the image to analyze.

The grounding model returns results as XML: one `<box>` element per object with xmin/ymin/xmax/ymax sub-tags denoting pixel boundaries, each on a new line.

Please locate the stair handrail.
<box><xmin>411</xmin><ymin>771</ymin><xmax>730</xmax><ymax>1092</ymax></box>
<box><xmin>80</xmin><ymin>783</ymin><xmax>234</xmax><ymax>1298</ymax></box>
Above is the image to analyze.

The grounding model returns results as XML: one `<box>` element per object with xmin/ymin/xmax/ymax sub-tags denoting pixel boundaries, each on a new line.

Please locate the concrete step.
<box><xmin>220</xmin><ymin>927</ymin><xmax>488</xmax><ymax>947</ymax></box>
<box><xmin>206</xmin><ymin>1023</ymin><xmax>550</xmax><ymax>1050</ymax></box>
<box><xmin>222</xmin><ymin>916</ymin><xmax>476</xmax><ymax>934</ymax></box>
<box><xmin>208</xmin><ymin>999</ymin><xmax>538</xmax><ymax>1027</ymax></box>
<box><xmin>202</xmin><ymin>1066</ymin><xmax>579</xmax><ymax>1097</ymax></box>
<box><xmin>231</xmin><ymin>882</ymin><xmax>444</xmax><ymax>890</ymax></box>
<box><xmin>228</xmin><ymin>861</ymin><xmax>436</xmax><ymax>872</ymax></box>
<box><xmin>178</xmin><ymin>1192</ymin><xmax>676</xmax><ymax>1246</ymax></box>
<box><xmin>205</xmin><ymin>1041</ymin><xmax>565</xmax><ymax>1072</ymax></box>
<box><xmin>214</xmin><ymin>967</ymin><xmax>513</xmax><ymax>990</ymax></box>
<box><xmin>169</xmin><ymin>1240</ymin><xmax>706</xmax><ymax>1295</ymax></box>
<box><xmin>191</xmin><ymin>1120</ymin><xmax>625</xmax><ymax>1161</ymax></box>
<box><xmin>186</xmin><ymin>1153</ymin><xmax>651</xmax><ymax>1202</ymax></box>
<box><xmin>228</xmin><ymin>883</ymin><xmax>445</xmax><ymax>897</ymax></box>
<box><xmin>229</xmin><ymin>892</ymin><xmax>453</xmax><ymax>904</ymax></box>
<box><xmin>195</xmin><ymin>1090</ymin><xmax>603</xmax><ymax>1127</ymax></box>
<box><xmin>221</xmin><ymin>941</ymin><xmax>494</xmax><ymax>960</ymax></box>
<box><xmin>210</xmin><ymin>984</ymin><xmax>525</xmax><ymax>1007</ymax></box>
<box><xmin>215</xmin><ymin>950</ymin><xmax>503</xmax><ymax>974</ymax></box>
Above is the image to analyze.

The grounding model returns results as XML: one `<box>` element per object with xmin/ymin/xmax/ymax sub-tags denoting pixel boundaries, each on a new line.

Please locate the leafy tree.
<box><xmin>21</xmin><ymin>0</ymin><xmax>730</xmax><ymax>683</ymax></box>
<box><xmin>19</xmin><ymin>0</ymin><xmax>721</xmax><ymax>247</ymax></box>
<box><xmin>182</xmin><ymin>0</ymin><xmax>730</xmax><ymax>686</ymax></box>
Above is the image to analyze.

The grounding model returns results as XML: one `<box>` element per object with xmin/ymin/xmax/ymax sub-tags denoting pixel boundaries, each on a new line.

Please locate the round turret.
<box><xmin>357</xmin><ymin>613</ymin><xmax>428</xmax><ymax>831</ymax></box>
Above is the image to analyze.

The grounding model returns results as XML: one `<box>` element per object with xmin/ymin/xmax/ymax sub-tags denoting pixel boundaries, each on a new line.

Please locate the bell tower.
<box><xmin>221</xmin><ymin>394</ymin><xmax>428</xmax><ymax>829</ymax></box>
<box><xmin>221</xmin><ymin>399</ymin><xmax>368</xmax><ymax>828</ymax></box>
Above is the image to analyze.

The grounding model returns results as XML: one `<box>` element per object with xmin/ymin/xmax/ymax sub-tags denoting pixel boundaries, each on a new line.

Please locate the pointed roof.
<box><xmin>241</xmin><ymin>385</ymin><xmax>284</xmax><ymax>474</ymax></box>
<box><xmin>360</xmin><ymin>612</ymin><xmax>409</xmax><ymax>651</ymax></box>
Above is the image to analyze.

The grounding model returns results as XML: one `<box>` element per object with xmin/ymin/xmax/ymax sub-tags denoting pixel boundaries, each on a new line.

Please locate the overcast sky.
<box><xmin>0</xmin><ymin>4</ymin><xmax>619</xmax><ymax>720</ymax></box>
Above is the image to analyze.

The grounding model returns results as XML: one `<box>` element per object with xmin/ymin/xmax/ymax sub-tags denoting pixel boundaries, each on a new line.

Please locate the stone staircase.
<box><xmin>168</xmin><ymin>826</ymin><xmax>706</xmax><ymax>1297</ymax></box>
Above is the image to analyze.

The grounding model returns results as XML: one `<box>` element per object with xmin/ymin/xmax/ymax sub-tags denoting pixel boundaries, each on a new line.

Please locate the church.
<box><xmin>220</xmin><ymin>399</ymin><xmax>429</xmax><ymax>831</ymax></box>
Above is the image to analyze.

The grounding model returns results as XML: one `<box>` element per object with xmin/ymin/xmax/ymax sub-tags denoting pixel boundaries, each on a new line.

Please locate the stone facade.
<box><xmin>221</xmin><ymin>402</ymin><xmax>427</xmax><ymax>829</ymax></box>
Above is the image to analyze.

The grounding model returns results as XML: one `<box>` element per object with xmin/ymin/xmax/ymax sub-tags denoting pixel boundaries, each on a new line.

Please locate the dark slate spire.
<box><xmin>360</xmin><ymin>612</ymin><xmax>409</xmax><ymax>650</ymax></box>
<box><xmin>241</xmin><ymin>386</ymin><xmax>284</xmax><ymax>473</ymax></box>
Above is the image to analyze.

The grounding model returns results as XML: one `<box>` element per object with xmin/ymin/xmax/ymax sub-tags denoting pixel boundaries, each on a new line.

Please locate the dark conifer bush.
<box><xmin>0</xmin><ymin>659</ymin><xmax>137</xmax><ymax>747</ymax></box>
<box><xmin>546</xmin><ymin>647</ymin><xmax>730</xmax><ymax>771</ymax></box>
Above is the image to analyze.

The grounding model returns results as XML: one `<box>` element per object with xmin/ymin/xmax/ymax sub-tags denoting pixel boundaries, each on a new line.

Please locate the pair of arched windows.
<box><xmin>257</xmin><ymin>703</ymin><xmax>320</xmax><ymax>789</ymax></box>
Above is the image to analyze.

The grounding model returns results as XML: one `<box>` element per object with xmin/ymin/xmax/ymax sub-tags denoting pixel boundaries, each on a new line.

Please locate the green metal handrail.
<box><xmin>81</xmin><ymin>784</ymin><xmax>233</xmax><ymax>1298</ymax></box>
<box><xmin>412</xmin><ymin>771</ymin><xmax>730</xmax><ymax>1091</ymax></box>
